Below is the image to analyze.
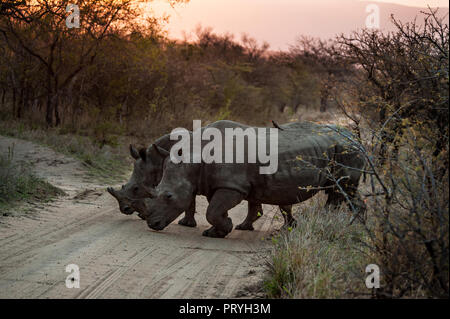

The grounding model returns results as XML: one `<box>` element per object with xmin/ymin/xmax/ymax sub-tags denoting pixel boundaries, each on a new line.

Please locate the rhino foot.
<box><xmin>235</xmin><ymin>223</ymin><xmax>254</xmax><ymax>231</ymax></box>
<box><xmin>178</xmin><ymin>216</ymin><xmax>197</xmax><ymax>227</ymax></box>
<box><xmin>202</xmin><ymin>226</ymin><xmax>229</xmax><ymax>238</ymax></box>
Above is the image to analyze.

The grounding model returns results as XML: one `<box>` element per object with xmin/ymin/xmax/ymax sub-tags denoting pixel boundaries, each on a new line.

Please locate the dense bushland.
<box><xmin>0</xmin><ymin>0</ymin><xmax>335</xmax><ymax>144</ymax></box>
<box><xmin>265</xmin><ymin>9</ymin><xmax>448</xmax><ymax>298</ymax></box>
<box><xmin>335</xmin><ymin>9</ymin><xmax>449</xmax><ymax>298</ymax></box>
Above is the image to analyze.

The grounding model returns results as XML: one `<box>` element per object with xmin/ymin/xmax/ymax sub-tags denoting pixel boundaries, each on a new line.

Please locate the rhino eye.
<box><xmin>165</xmin><ymin>192</ymin><xmax>173</xmax><ymax>199</ymax></box>
<box><xmin>133</xmin><ymin>186</ymin><xmax>139</xmax><ymax>194</ymax></box>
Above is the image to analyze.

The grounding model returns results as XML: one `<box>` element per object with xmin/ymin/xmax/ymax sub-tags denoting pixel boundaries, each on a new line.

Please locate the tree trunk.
<box><xmin>17</xmin><ymin>86</ymin><xmax>24</xmax><ymax>119</ymax></box>
<box><xmin>12</xmin><ymin>88</ymin><xmax>16</xmax><ymax>117</ymax></box>
<box><xmin>1</xmin><ymin>88</ymin><xmax>5</xmax><ymax>107</ymax></box>
<box><xmin>46</xmin><ymin>74</ymin><xmax>61</xmax><ymax>127</ymax></box>
<box><xmin>320</xmin><ymin>84</ymin><xmax>329</xmax><ymax>113</ymax></box>
<box><xmin>54</xmin><ymin>94</ymin><xmax>60</xmax><ymax>126</ymax></box>
<box><xmin>46</xmin><ymin>92</ymin><xmax>55</xmax><ymax>127</ymax></box>
<box><xmin>320</xmin><ymin>94</ymin><xmax>327</xmax><ymax>113</ymax></box>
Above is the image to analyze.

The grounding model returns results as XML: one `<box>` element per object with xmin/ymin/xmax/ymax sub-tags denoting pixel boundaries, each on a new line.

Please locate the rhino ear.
<box><xmin>152</xmin><ymin>144</ymin><xmax>170</xmax><ymax>158</ymax></box>
<box><xmin>130</xmin><ymin>144</ymin><xmax>140</xmax><ymax>160</ymax></box>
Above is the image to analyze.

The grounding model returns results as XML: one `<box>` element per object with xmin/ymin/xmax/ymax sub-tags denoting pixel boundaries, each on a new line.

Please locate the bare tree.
<box><xmin>0</xmin><ymin>0</ymin><xmax>141</xmax><ymax>126</ymax></box>
<box><xmin>331</xmin><ymin>9</ymin><xmax>449</xmax><ymax>298</ymax></box>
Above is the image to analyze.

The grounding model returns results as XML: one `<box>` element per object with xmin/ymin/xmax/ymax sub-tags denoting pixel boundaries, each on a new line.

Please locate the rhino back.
<box><xmin>162</xmin><ymin>120</ymin><xmax>364</xmax><ymax>205</ymax></box>
<box><xmin>194</xmin><ymin>126</ymin><xmax>345</xmax><ymax>205</ymax></box>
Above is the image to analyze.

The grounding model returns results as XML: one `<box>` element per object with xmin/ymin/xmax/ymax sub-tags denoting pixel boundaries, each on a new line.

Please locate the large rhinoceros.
<box><xmin>107</xmin><ymin>120</ymin><xmax>299</xmax><ymax>230</ymax></box>
<box><xmin>128</xmin><ymin>120</ymin><xmax>366</xmax><ymax>238</ymax></box>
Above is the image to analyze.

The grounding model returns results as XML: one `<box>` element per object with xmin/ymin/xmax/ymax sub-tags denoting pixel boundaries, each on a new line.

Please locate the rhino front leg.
<box><xmin>280</xmin><ymin>205</ymin><xmax>297</xmax><ymax>228</ymax></box>
<box><xmin>235</xmin><ymin>201</ymin><xmax>263</xmax><ymax>231</ymax></box>
<box><xmin>203</xmin><ymin>189</ymin><xmax>244</xmax><ymax>238</ymax></box>
<box><xmin>178</xmin><ymin>196</ymin><xmax>197</xmax><ymax>227</ymax></box>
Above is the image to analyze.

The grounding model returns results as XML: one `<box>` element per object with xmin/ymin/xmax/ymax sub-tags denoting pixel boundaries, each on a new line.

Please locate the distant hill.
<box><xmin>151</xmin><ymin>0</ymin><xmax>449</xmax><ymax>50</ymax></box>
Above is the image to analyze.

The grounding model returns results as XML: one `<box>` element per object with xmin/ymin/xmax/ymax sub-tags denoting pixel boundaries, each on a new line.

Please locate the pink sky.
<box><xmin>370</xmin><ymin>0</ymin><xmax>448</xmax><ymax>6</ymax></box>
<box><xmin>148</xmin><ymin>0</ymin><xmax>449</xmax><ymax>50</ymax></box>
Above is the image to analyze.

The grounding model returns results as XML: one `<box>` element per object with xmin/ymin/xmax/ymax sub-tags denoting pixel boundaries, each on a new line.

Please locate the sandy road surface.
<box><xmin>0</xmin><ymin>135</ymin><xmax>280</xmax><ymax>298</ymax></box>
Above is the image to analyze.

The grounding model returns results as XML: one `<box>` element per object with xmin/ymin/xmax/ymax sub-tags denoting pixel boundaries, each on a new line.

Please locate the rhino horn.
<box><xmin>152</xmin><ymin>144</ymin><xmax>170</xmax><ymax>158</ymax></box>
<box><xmin>107</xmin><ymin>187</ymin><xmax>119</xmax><ymax>198</ymax></box>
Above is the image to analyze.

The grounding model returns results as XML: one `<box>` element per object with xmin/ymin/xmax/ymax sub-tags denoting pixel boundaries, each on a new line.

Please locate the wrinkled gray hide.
<box><xmin>107</xmin><ymin>121</ymin><xmax>300</xmax><ymax>229</ymax></box>
<box><xmin>130</xmin><ymin>120</ymin><xmax>366</xmax><ymax>238</ymax></box>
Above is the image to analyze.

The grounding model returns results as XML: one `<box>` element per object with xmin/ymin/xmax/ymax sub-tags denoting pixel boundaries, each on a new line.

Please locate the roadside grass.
<box><xmin>0</xmin><ymin>120</ymin><xmax>130</xmax><ymax>184</ymax></box>
<box><xmin>263</xmin><ymin>194</ymin><xmax>369</xmax><ymax>298</ymax></box>
<box><xmin>0</xmin><ymin>151</ymin><xmax>65</xmax><ymax>215</ymax></box>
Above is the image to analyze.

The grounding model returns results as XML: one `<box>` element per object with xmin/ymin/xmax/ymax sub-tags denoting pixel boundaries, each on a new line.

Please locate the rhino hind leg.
<box><xmin>350</xmin><ymin>191</ymin><xmax>367</xmax><ymax>224</ymax></box>
<box><xmin>280</xmin><ymin>205</ymin><xmax>297</xmax><ymax>228</ymax></box>
<box><xmin>178</xmin><ymin>197</ymin><xmax>197</xmax><ymax>227</ymax></box>
<box><xmin>325</xmin><ymin>189</ymin><xmax>346</xmax><ymax>208</ymax></box>
<box><xmin>235</xmin><ymin>202</ymin><xmax>263</xmax><ymax>231</ymax></box>
<box><xmin>203</xmin><ymin>189</ymin><xmax>244</xmax><ymax>238</ymax></box>
<box><xmin>326</xmin><ymin>186</ymin><xmax>367</xmax><ymax>223</ymax></box>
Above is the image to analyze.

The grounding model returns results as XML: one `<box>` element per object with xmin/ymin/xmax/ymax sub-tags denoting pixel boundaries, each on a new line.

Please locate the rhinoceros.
<box><xmin>128</xmin><ymin>120</ymin><xmax>366</xmax><ymax>238</ymax></box>
<box><xmin>107</xmin><ymin>120</ymin><xmax>300</xmax><ymax>230</ymax></box>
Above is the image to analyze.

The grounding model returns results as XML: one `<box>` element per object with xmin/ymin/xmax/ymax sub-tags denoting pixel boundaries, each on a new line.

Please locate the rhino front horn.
<box><xmin>107</xmin><ymin>187</ymin><xmax>118</xmax><ymax>198</ymax></box>
<box><xmin>152</xmin><ymin>144</ymin><xmax>170</xmax><ymax>158</ymax></box>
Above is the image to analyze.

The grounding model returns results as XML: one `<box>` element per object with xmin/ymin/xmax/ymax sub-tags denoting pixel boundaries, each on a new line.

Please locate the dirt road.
<box><xmin>0</xmin><ymin>135</ymin><xmax>280</xmax><ymax>298</ymax></box>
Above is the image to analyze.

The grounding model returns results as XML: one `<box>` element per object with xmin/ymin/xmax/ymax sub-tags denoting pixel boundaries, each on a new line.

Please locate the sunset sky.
<box><xmin>148</xmin><ymin>0</ymin><xmax>449</xmax><ymax>50</ymax></box>
<box><xmin>370</xmin><ymin>0</ymin><xmax>447</xmax><ymax>6</ymax></box>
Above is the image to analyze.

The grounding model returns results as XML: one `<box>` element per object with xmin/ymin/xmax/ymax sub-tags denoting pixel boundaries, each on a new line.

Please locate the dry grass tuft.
<box><xmin>263</xmin><ymin>194</ymin><xmax>369</xmax><ymax>298</ymax></box>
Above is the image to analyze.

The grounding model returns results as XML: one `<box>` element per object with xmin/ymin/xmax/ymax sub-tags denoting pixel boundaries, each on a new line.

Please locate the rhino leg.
<box><xmin>235</xmin><ymin>201</ymin><xmax>263</xmax><ymax>231</ymax></box>
<box><xmin>325</xmin><ymin>189</ymin><xmax>346</xmax><ymax>208</ymax></box>
<box><xmin>178</xmin><ymin>196</ymin><xmax>197</xmax><ymax>227</ymax></box>
<box><xmin>280</xmin><ymin>205</ymin><xmax>297</xmax><ymax>228</ymax></box>
<box><xmin>203</xmin><ymin>189</ymin><xmax>244</xmax><ymax>238</ymax></box>
<box><xmin>326</xmin><ymin>186</ymin><xmax>367</xmax><ymax>223</ymax></box>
